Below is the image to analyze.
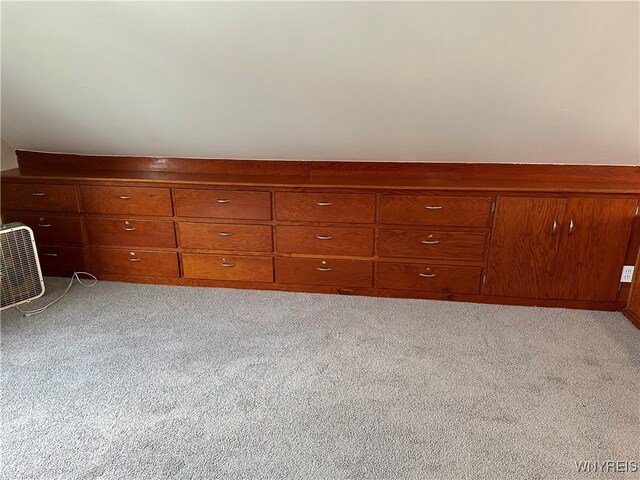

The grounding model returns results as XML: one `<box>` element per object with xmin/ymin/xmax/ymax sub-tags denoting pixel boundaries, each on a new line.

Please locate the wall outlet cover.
<box><xmin>620</xmin><ymin>265</ymin><xmax>635</xmax><ymax>283</ymax></box>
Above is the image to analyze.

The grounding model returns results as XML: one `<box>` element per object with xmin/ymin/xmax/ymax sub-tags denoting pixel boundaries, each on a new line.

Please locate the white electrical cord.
<box><xmin>16</xmin><ymin>271</ymin><xmax>98</xmax><ymax>317</ymax></box>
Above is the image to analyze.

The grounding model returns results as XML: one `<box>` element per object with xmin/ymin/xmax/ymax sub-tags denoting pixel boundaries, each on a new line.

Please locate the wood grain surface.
<box><xmin>485</xmin><ymin>196</ymin><xmax>566</xmax><ymax>298</ymax></box>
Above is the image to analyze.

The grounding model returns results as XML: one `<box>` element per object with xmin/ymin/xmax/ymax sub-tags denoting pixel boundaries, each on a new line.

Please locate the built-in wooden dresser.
<box><xmin>2</xmin><ymin>152</ymin><xmax>639</xmax><ymax>319</ymax></box>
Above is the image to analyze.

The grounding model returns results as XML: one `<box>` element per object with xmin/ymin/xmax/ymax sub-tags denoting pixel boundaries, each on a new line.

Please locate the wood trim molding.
<box><xmin>8</xmin><ymin>150</ymin><xmax>640</xmax><ymax>194</ymax></box>
<box><xmin>15</xmin><ymin>150</ymin><xmax>640</xmax><ymax>183</ymax></box>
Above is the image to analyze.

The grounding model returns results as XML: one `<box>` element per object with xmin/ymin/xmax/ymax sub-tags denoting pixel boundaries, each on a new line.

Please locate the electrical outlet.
<box><xmin>620</xmin><ymin>265</ymin><xmax>634</xmax><ymax>283</ymax></box>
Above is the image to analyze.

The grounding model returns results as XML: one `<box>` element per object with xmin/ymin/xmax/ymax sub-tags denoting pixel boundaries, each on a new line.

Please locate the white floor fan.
<box><xmin>0</xmin><ymin>222</ymin><xmax>45</xmax><ymax>310</ymax></box>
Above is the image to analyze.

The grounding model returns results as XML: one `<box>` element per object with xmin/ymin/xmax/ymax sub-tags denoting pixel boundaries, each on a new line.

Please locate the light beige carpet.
<box><xmin>2</xmin><ymin>277</ymin><xmax>639</xmax><ymax>479</ymax></box>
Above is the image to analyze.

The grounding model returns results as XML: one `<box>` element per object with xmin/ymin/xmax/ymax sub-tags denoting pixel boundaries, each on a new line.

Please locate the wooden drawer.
<box><xmin>89</xmin><ymin>248</ymin><xmax>179</xmax><ymax>277</ymax></box>
<box><xmin>379</xmin><ymin>195</ymin><xmax>493</xmax><ymax>227</ymax></box>
<box><xmin>38</xmin><ymin>246</ymin><xmax>86</xmax><ymax>277</ymax></box>
<box><xmin>182</xmin><ymin>253</ymin><xmax>273</xmax><ymax>282</ymax></box>
<box><xmin>174</xmin><ymin>189</ymin><xmax>271</xmax><ymax>220</ymax></box>
<box><xmin>1</xmin><ymin>212</ymin><xmax>83</xmax><ymax>244</ymax></box>
<box><xmin>179</xmin><ymin>222</ymin><xmax>272</xmax><ymax>252</ymax></box>
<box><xmin>275</xmin><ymin>192</ymin><xmax>376</xmax><ymax>223</ymax></box>
<box><xmin>377</xmin><ymin>263</ymin><xmax>482</xmax><ymax>294</ymax></box>
<box><xmin>79</xmin><ymin>186</ymin><xmax>172</xmax><ymax>216</ymax></box>
<box><xmin>377</xmin><ymin>229</ymin><xmax>487</xmax><ymax>261</ymax></box>
<box><xmin>276</xmin><ymin>257</ymin><xmax>373</xmax><ymax>287</ymax></box>
<box><xmin>86</xmin><ymin>218</ymin><xmax>176</xmax><ymax>248</ymax></box>
<box><xmin>277</xmin><ymin>225</ymin><xmax>374</xmax><ymax>256</ymax></box>
<box><xmin>1</xmin><ymin>183</ymin><xmax>79</xmax><ymax>212</ymax></box>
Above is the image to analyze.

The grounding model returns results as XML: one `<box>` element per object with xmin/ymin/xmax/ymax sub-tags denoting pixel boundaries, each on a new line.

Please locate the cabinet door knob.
<box><xmin>418</xmin><ymin>273</ymin><xmax>437</xmax><ymax>278</ymax></box>
<box><xmin>316</xmin><ymin>235</ymin><xmax>333</xmax><ymax>240</ymax></box>
<box><xmin>568</xmin><ymin>219</ymin><xmax>574</xmax><ymax>236</ymax></box>
<box><xmin>118</xmin><ymin>195</ymin><xmax>131</xmax><ymax>200</ymax></box>
<box><xmin>217</xmin><ymin>232</ymin><xmax>233</xmax><ymax>236</ymax></box>
<box><xmin>216</xmin><ymin>199</ymin><xmax>231</xmax><ymax>204</ymax></box>
<box><xmin>424</xmin><ymin>206</ymin><xmax>443</xmax><ymax>210</ymax></box>
<box><xmin>31</xmin><ymin>192</ymin><xmax>46</xmax><ymax>196</ymax></box>
<box><xmin>316</xmin><ymin>202</ymin><xmax>333</xmax><ymax>206</ymax></box>
<box><xmin>128</xmin><ymin>258</ymin><xmax>142</xmax><ymax>262</ymax></box>
<box><xmin>421</xmin><ymin>239</ymin><xmax>439</xmax><ymax>245</ymax></box>
<box><xmin>220</xmin><ymin>262</ymin><xmax>235</xmax><ymax>267</ymax></box>
<box><xmin>316</xmin><ymin>267</ymin><xmax>333</xmax><ymax>272</ymax></box>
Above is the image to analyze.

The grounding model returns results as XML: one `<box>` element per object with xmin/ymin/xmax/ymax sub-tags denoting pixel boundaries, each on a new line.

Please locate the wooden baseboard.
<box><xmin>623</xmin><ymin>308</ymin><xmax>640</xmax><ymax>330</ymax></box>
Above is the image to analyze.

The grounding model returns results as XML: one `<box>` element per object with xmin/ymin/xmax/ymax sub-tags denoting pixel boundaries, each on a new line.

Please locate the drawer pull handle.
<box><xmin>418</xmin><ymin>273</ymin><xmax>437</xmax><ymax>278</ymax></box>
<box><xmin>31</xmin><ymin>192</ymin><xmax>46</xmax><ymax>196</ymax></box>
<box><xmin>221</xmin><ymin>262</ymin><xmax>235</xmax><ymax>268</ymax></box>
<box><xmin>37</xmin><ymin>223</ymin><xmax>52</xmax><ymax>228</ymax></box>
<box><xmin>217</xmin><ymin>232</ymin><xmax>233</xmax><ymax>237</ymax></box>
<box><xmin>551</xmin><ymin>219</ymin><xmax>558</xmax><ymax>236</ymax></box>
<box><xmin>128</xmin><ymin>258</ymin><xmax>142</xmax><ymax>262</ymax></box>
<box><xmin>424</xmin><ymin>206</ymin><xmax>443</xmax><ymax>210</ymax></box>
<box><xmin>43</xmin><ymin>253</ymin><xmax>58</xmax><ymax>257</ymax></box>
<box><xmin>568</xmin><ymin>219</ymin><xmax>574</xmax><ymax>236</ymax></box>
<box><xmin>421</xmin><ymin>240</ymin><xmax>439</xmax><ymax>245</ymax></box>
<box><xmin>216</xmin><ymin>199</ymin><xmax>231</xmax><ymax>204</ymax></box>
<box><xmin>122</xmin><ymin>227</ymin><xmax>137</xmax><ymax>232</ymax></box>
<box><xmin>118</xmin><ymin>195</ymin><xmax>132</xmax><ymax>200</ymax></box>
<box><xmin>316</xmin><ymin>267</ymin><xmax>333</xmax><ymax>272</ymax></box>
<box><xmin>316</xmin><ymin>235</ymin><xmax>333</xmax><ymax>240</ymax></box>
<box><xmin>316</xmin><ymin>202</ymin><xmax>333</xmax><ymax>206</ymax></box>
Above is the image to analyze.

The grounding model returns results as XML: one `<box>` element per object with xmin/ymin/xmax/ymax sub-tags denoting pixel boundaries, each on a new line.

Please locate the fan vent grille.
<box><xmin>1</xmin><ymin>226</ymin><xmax>44</xmax><ymax>309</ymax></box>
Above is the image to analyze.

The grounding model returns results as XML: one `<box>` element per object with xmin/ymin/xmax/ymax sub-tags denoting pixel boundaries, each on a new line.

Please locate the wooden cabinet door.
<box><xmin>485</xmin><ymin>197</ymin><xmax>566</xmax><ymax>298</ymax></box>
<box><xmin>551</xmin><ymin>197</ymin><xmax>637</xmax><ymax>301</ymax></box>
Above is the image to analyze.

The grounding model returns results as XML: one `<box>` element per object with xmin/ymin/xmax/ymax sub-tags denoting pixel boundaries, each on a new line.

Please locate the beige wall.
<box><xmin>1</xmin><ymin>140</ymin><xmax>18</xmax><ymax>171</ymax></box>
<box><xmin>1</xmin><ymin>2</ymin><xmax>638</xmax><ymax>165</ymax></box>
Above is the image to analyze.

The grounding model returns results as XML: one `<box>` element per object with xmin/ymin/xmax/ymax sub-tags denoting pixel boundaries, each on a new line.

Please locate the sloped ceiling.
<box><xmin>1</xmin><ymin>1</ymin><xmax>638</xmax><ymax>164</ymax></box>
